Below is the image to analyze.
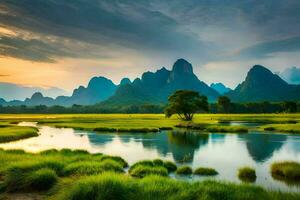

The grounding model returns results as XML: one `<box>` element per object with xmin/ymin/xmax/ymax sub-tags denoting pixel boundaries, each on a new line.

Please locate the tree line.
<box><xmin>0</xmin><ymin>93</ymin><xmax>299</xmax><ymax>114</ymax></box>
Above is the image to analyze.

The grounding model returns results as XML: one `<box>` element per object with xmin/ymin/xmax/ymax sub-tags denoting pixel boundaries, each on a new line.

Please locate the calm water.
<box><xmin>1</xmin><ymin>122</ymin><xmax>300</xmax><ymax>192</ymax></box>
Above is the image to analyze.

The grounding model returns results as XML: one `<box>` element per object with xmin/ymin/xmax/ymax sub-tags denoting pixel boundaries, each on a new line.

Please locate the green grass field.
<box><xmin>0</xmin><ymin>149</ymin><xmax>299</xmax><ymax>200</ymax></box>
<box><xmin>0</xmin><ymin>124</ymin><xmax>38</xmax><ymax>143</ymax></box>
<box><xmin>0</xmin><ymin>113</ymin><xmax>300</xmax><ymax>134</ymax></box>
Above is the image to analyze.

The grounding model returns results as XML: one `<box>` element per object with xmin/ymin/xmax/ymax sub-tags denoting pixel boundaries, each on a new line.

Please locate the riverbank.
<box><xmin>0</xmin><ymin>114</ymin><xmax>300</xmax><ymax>134</ymax></box>
<box><xmin>0</xmin><ymin>149</ymin><xmax>299</xmax><ymax>200</ymax></box>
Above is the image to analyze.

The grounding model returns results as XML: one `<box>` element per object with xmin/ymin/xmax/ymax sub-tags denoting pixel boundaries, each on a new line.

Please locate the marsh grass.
<box><xmin>1</xmin><ymin>149</ymin><xmax>300</xmax><ymax>199</ymax></box>
<box><xmin>176</xmin><ymin>166</ymin><xmax>193</xmax><ymax>175</ymax></box>
<box><xmin>163</xmin><ymin>161</ymin><xmax>177</xmax><ymax>172</ymax></box>
<box><xmin>0</xmin><ymin>149</ymin><xmax>127</xmax><ymax>192</ymax></box>
<box><xmin>49</xmin><ymin>173</ymin><xmax>300</xmax><ymax>200</ymax></box>
<box><xmin>262</xmin><ymin>124</ymin><xmax>300</xmax><ymax>134</ymax></box>
<box><xmin>238</xmin><ymin>167</ymin><xmax>257</xmax><ymax>183</ymax></box>
<box><xmin>271</xmin><ymin>161</ymin><xmax>300</xmax><ymax>185</ymax></box>
<box><xmin>129</xmin><ymin>165</ymin><xmax>168</xmax><ymax>178</ymax></box>
<box><xmin>0</xmin><ymin>126</ymin><xmax>38</xmax><ymax>143</ymax></box>
<box><xmin>194</xmin><ymin>167</ymin><xmax>218</xmax><ymax>176</ymax></box>
<box><xmin>129</xmin><ymin>160</ymin><xmax>170</xmax><ymax>178</ymax></box>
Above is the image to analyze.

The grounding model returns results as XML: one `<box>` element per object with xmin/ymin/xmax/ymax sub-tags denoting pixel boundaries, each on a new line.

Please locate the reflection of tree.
<box><xmin>167</xmin><ymin>131</ymin><xmax>209</xmax><ymax>163</ymax></box>
<box><xmin>87</xmin><ymin>131</ymin><xmax>209</xmax><ymax>163</ymax></box>
<box><xmin>239</xmin><ymin>133</ymin><xmax>287</xmax><ymax>162</ymax></box>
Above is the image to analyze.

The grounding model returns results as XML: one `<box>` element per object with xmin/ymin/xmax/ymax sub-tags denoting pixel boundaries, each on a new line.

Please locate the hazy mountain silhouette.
<box><xmin>2</xmin><ymin>61</ymin><xmax>300</xmax><ymax>107</ymax></box>
<box><xmin>1</xmin><ymin>77</ymin><xmax>117</xmax><ymax>106</ymax></box>
<box><xmin>0</xmin><ymin>82</ymin><xmax>68</xmax><ymax>101</ymax></box>
<box><xmin>226</xmin><ymin>65</ymin><xmax>300</xmax><ymax>102</ymax></box>
<box><xmin>102</xmin><ymin>59</ymin><xmax>220</xmax><ymax>105</ymax></box>
<box><xmin>210</xmin><ymin>83</ymin><xmax>231</xmax><ymax>95</ymax></box>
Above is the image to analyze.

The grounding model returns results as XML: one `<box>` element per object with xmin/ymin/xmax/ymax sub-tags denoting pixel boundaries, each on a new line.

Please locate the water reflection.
<box><xmin>239</xmin><ymin>133</ymin><xmax>287</xmax><ymax>162</ymax></box>
<box><xmin>1</xmin><ymin>123</ymin><xmax>300</xmax><ymax>192</ymax></box>
<box><xmin>87</xmin><ymin>131</ymin><xmax>209</xmax><ymax>163</ymax></box>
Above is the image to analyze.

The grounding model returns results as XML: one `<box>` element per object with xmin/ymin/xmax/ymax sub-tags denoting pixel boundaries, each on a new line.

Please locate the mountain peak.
<box><xmin>88</xmin><ymin>76</ymin><xmax>114</xmax><ymax>88</ymax></box>
<box><xmin>172</xmin><ymin>59</ymin><xmax>193</xmax><ymax>74</ymax></box>
<box><xmin>31</xmin><ymin>92</ymin><xmax>44</xmax><ymax>99</ymax></box>
<box><xmin>249</xmin><ymin>65</ymin><xmax>272</xmax><ymax>75</ymax></box>
<box><xmin>120</xmin><ymin>78</ymin><xmax>131</xmax><ymax>85</ymax></box>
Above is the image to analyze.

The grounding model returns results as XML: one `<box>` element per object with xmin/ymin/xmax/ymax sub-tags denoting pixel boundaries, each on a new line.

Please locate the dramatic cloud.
<box><xmin>280</xmin><ymin>67</ymin><xmax>300</xmax><ymax>85</ymax></box>
<box><xmin>1</xmin><ymin>0</ymin><xmax>300</xmax><ymax>89</ymax></box>
<box><xmin>236</xmin><ymin>37</ymin><xmax>300</xmax><ymax>59</ymax></box>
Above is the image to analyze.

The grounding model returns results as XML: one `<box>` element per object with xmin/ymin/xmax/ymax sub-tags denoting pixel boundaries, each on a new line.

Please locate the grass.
<box><xmin>194</xmin><ymin>167</ymin><xmax>218</xmax><ymax>176</ymax></box>
<box><xmin>0</xmin><ymin>149</ymin><xmax>128</xmax><ymax>193</ymax></box>
<box><xmin>129</xmin><ymin>165</ymin><xmax>168</xmax><ymax>178</ymax></box>
<box><xmin>163</xmin><ymin>161</ymin><xmax>177</xmax><ymax>172</ymax></box>
<box><xmin>176</xmin><ymin>166</ymin><xmax>193</xmax><ymax>175</ymax></box>
<box><xmin>271</xmin><ymin>161</ymin><xmax>300</xmax><ymax>185</ymax></box>
<box><xmin>262</xmin><ymin>124</ymin><xmax>300</xmax><ymax>134</ymax></box>
<box><xmin>0</xmin><ymin>149</ymin><xmax>300</xmax><ymax>199</ymax></box>
<box><xmin>49</xmin><ymin>172</ymin><xmax>300</xmax><ymax>200</ymax></box>
<box><xmin>1</xmin><ymin>113</ymin><xmax>300</xmax><ymax>134</ymax></box>
<box><xmin>128</xmin><ymin>159</ymin><xmax>172</xmax><ymax>177</ymax></box>
<box><xmin>238</xmin><ymin>167</ymin><xmax>257</xmax><ymax>183</ymax></box>
<box><xmin>0</xmin><ymin>125</ymin><xmax>38</xmax><ymax>143</ymax></box>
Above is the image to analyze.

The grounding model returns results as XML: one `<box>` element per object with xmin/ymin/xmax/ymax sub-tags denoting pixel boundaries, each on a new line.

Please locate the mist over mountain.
<box><xmin>226</xmin><ymin>65</ymin><xmax>300</xmax><ymax>102</ymax></box>
<box><xmin>2</xmin><ymin>60</ymin><xmax>300</xmax><ymax>107</ymax></box>
<box><xmin>210</xmin><ymin>83</ymin><xmax>231</xmax><ymax>95</ymax></box>
<box><xmin>0</xmin><ymin>82</ymin><xmax>68</xmax><ymax>101</ymax></box>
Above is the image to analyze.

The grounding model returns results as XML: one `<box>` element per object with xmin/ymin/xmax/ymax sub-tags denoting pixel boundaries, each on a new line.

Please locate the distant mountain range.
<box><xmin>101</xmin><ymin>59</ymin><xmax>219</xmax><ymax>106</ymax></box>
<box><xmin>1</xmin><ymin>59</ymin><xmax>300</xmax><ymax>107</ymax></box>
<box><xmin>0</xmin><ymin>82</ymin><xmax>68</xmax><ymax>101</ymax></box>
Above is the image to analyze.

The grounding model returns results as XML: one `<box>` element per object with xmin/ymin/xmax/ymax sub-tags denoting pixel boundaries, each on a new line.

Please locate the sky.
<box><xmin>1</xmin><ymin>0</ymin><xmax>300</xmax><ymax>94</ymax></box>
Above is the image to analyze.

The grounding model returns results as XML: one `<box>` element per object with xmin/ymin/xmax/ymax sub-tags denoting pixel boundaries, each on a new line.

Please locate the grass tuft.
<box><xmin>129</xmin><ymin>165</ymin><xmax>168</xmax><ymax>178</ymax></box>
<box><xmin>176</xmin><ymin>166</ymin><xmax>193</xmax><ymax>175</ymax></box>
<box><xmin>271</xmin><ymin>161</ymin><xmax>300</xmax><ymax>185</ymax></box>
<box><xmin>163</xmin><ymin>161</ymin><xmax>177</xmax><ymax>172</ymax></box>
<box><xmin>238</xmin><ymin>167</ymin><xmax>256</xmax><ymax>183</ymax></box>
<box><xmin>194</xmin><ymin>167</ymin><xmax>218</xmax><ymax>176</ymax></box>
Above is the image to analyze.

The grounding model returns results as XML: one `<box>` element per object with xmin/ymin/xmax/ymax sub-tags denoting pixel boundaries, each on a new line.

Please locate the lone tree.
<box><xmin>165</xmin><ymin>90</ymin><xmax>208</xmax><ymax>121</ymax></box>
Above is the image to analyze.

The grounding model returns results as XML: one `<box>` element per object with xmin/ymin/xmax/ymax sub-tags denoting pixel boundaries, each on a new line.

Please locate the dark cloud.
<box><xmin>0</xmin><ymin>0</ymin><xmax>211</xmax><ymax>62</ymax></box>
<box><xmin>0</xmin><ymin>0</ymin><xmax>300</xmax><ymax>62</ymax></box>
<box><xmin>280</xmin><ymin>66</ymin><xmax>300</xmax><ymax>85</ymax></box>
<box><xmin>236</xmin><ymin>37</ymin><xmax>300</xmax><ymax>59</ymax></box>
<box><xmin>0</xmin><ymin>74</ymin><xmax>9</xmax><ymax>77</ymax></box>
<box><xmin>0</xmin><ymin>35</ymin><xmax>112</xmax><ymax>62</ymax></box>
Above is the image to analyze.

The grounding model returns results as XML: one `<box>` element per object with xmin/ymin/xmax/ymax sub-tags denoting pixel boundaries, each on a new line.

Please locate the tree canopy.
<box><xmin>165</xmin><ymin>90</ymin><xmax>208</xmax><ymax>121</ymax></box>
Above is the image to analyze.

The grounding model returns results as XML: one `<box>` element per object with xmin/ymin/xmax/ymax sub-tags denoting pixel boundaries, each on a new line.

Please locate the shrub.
<box><xmin>128</xmin><ymin>160</ymin><xmax>154</xmax><ymax>174</ymax></box>
<box><xmin>138</xmin><ymin>175</ymin><xmax>186</xmax><ymax>199</ymax></box>
<box><xmin>57</xmin><ymin>173</ymin><xmax>136</xmax><ymax>200</ymax></box>
<box><xmin>194</xmin><ymin>167</ymin><xmax>218</xmax><ymax>176</ymax></box>
<box><xmin>4</xmin><ymin>166</ymin><xmax>58</xmax><ymax>191</ymax></box>
<box><xmin>153</xmin><ymin>159</ymin><xmax>164</xmax><ymax>166</ymax></box>
<box><xmin>271</xmin><ymin>161</ymin><xmax>300</xmax><ymax>184</ymax></box>
<box><xmin>129</xmin><ymin>165</ymin><xmax>168</xmax><ymax>178</ymax></box>
<box><xmin>63</xmin><ymin>162</ymin><xmax>104</xmax><ymax>176</ymax></box>
<box><xmin>238</xmin><ymin>167</ymin><xmax>256</xmax><ymax>183</ymax></box>
<box><xmin>27</xmin><ymin>168</ymin><xmax>58</xmax><ymax>190</ymax></box>
<box><xmin>6</xmin><ymin>160</ymin><xmax>65</xmax><ymax>176</ymax></box>
<box><xmin>176</xmin><ymin>166</ymin><xmax>192</xmax><ymax>175</ymax></box>
<box><xmin>98</xmin><ymin>160</ymin><xmax>124</xmax><ymax>173</ymax></box>
<box><xmin>100</xmin><ymin>155</ymin><xmax>128</xmax><ymax>168</ymax></box>
<box><xmin>163</xmin><ymin>161</ymin><xmax>177</xmax><ymax>172</ymax></box>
